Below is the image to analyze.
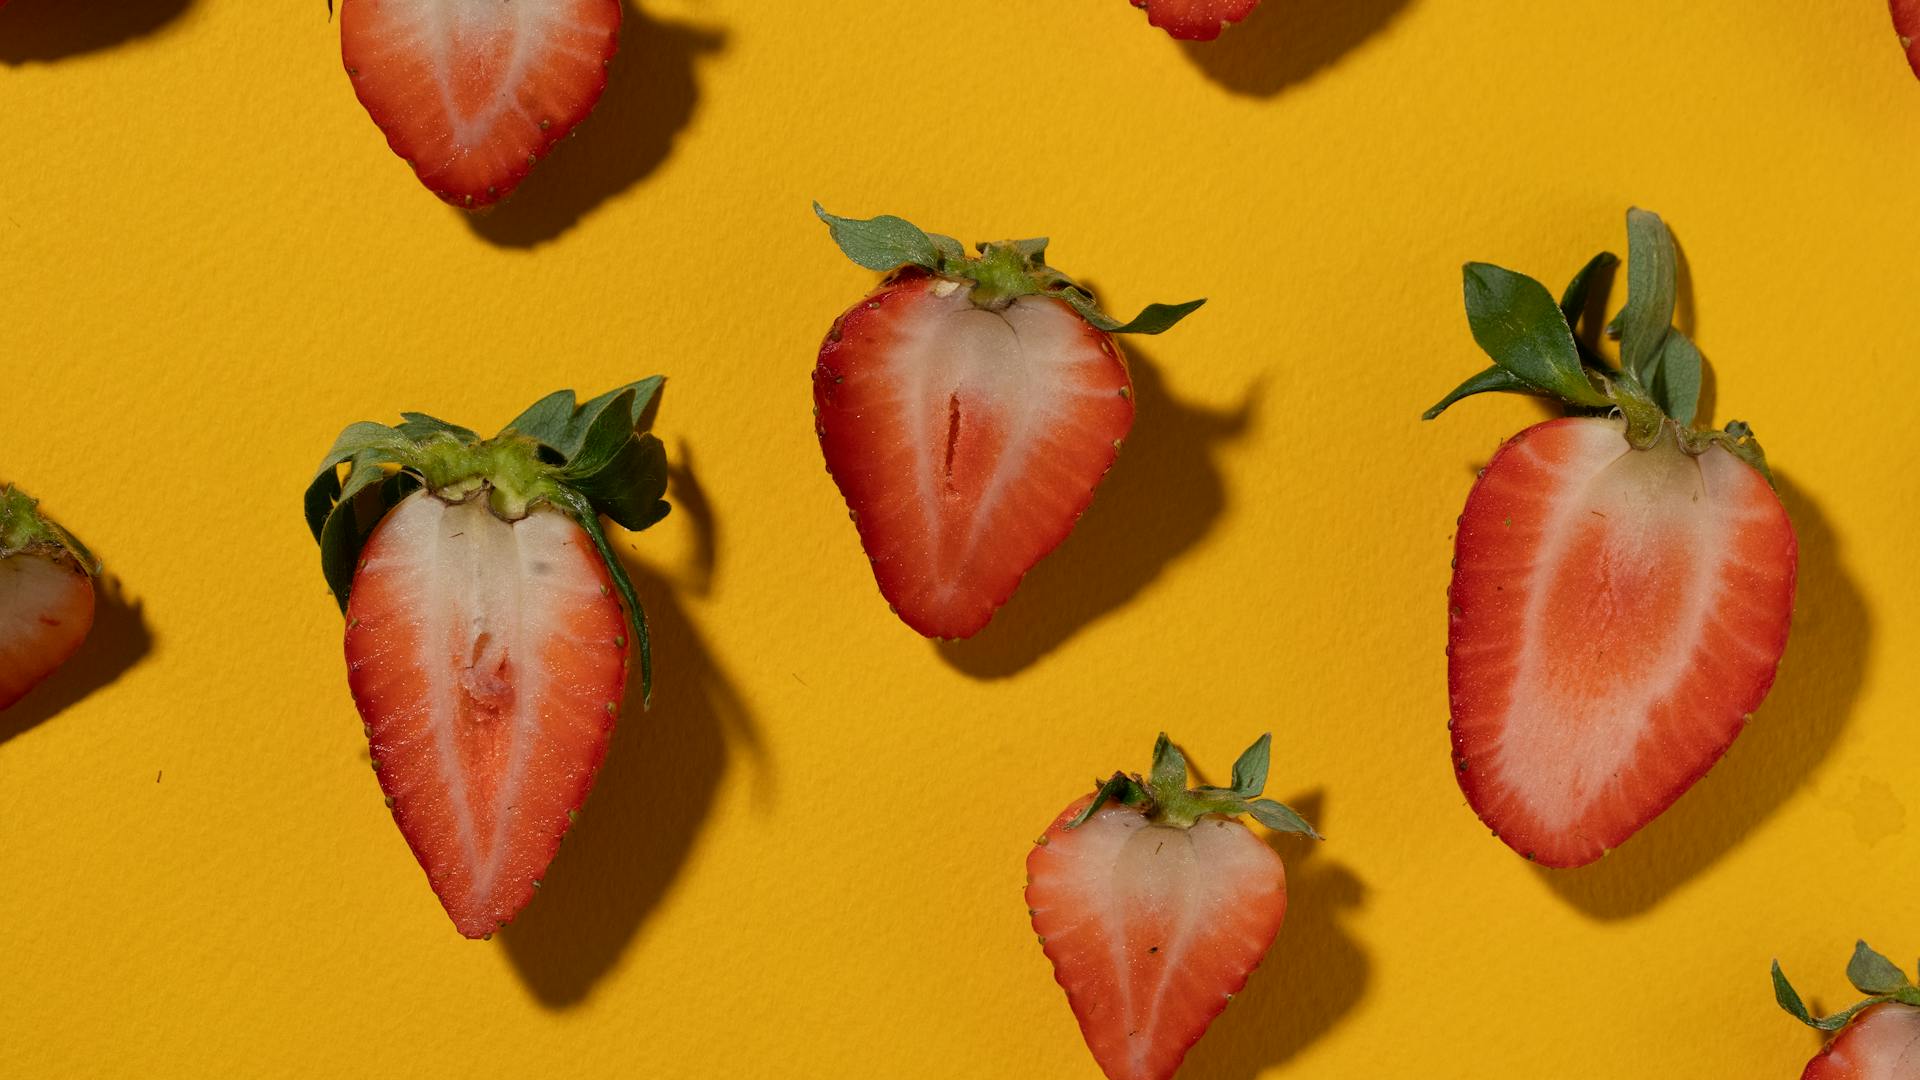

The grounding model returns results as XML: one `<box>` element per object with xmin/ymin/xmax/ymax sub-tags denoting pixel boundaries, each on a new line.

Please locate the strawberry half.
<box><xmin>1894</xmin><ymin>0</ymin><xmax>1920</xmax><ymax>77</ymax></box>
<box><xmin>1425</xmin><ymin>209</ymin><xmax>1797</xmax><ymax>868</ymax></box>
<box><xmin>0</xmin><ymin>486</ymin><xmax>97</xmax><ymax>711</ymax></box>
<box><xmin>1775</xmin><ymin>942</ymin><xmax>1920</xmax><ymax>1078</ymax></box>
<box><xmin>335</xmin><ymin>0</ymin><xmax>621</xmax><ymax>209</ymax></box>
<box><xmin>304</xmin><ymin>380</ymin><xmax>670</xmax><ymax>937</ymax></box>
<box><xmin>812</xmin><ymin>205</ymin><xmax>1203</xmax><ymax>640</ymax></box>
<box><xmin>1026</xmin><ymin>733</ymin><xmax>1319</xmax><ymax>1080</ymax></box>
<box><xmin>1129</xmin><ymin>0</ymin><xmax>1259</xmax><ymax>40</ymax></box>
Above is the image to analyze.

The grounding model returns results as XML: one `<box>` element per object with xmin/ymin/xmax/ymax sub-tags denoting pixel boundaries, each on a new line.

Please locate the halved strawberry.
<box><xmin>0</xmin><ymin>486</ymin><xmax>97</xmax><ymax>711</ymax></box>
<box><xmin>1026</xmin><ymin>733</ymin><xmax>1318</xmax><ymax>1080</ymax></box>
<box><xmin>1426</xmin><ymin>209</ymin><xmax>1797</xmax><ymax>868</ymax></box>
<box><xmin>304</xmin><ymin>380</ymin><xmax>670</xmax><ymax>937</ymax></box>
<box><xmin>1775</xmin><ymin>942</ymin><xmax>1920</xmax><ymax>1078</ymax></box>
<box><xmin>1129</xmin><ymin>0</ymin><xmax>1259</xmax><ymax>40</ymax></box>
<box><xmin>812</xmin><ymin>205</ymin><xmax>1203</xmax><ymax>640</ymax></box>
<box><xmin>1894</xmin><ymin>0</ymin><xmax>1920</xmax><ymax>77</ymax></box>
<box><xmin>336</xmin><ymin>0</ymin><xmax>621</xmax><ymax>209</ymax></box>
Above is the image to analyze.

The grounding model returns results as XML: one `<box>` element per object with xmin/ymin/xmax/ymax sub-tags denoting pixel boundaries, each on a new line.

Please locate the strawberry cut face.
<box><xmin>1448</xmin><ymin>417</ymin><xmax>1797</xmax><ymax>867</ymax></box>
<box><xmin>0</xmin><ymin>550</ymin><xmax>94</xmax><ymax>711</ymax></box>
<box><xmin>340</xmin><ymin>0</ymin><xmax>621</xmax><ymax>208</ymax></box>
<box><xmin>345</xmin><ymin>491</ymin><xmax>628</xmax><ymax>937</ymax></box>
<box><xmin>815</xmin><ymin>273</ymin><xmax>1134</xmax><ymax>639</ymax></box>
<box><xmin>1804</xmin><ymin>1003</ymin><xmax>1920</xmax><ymax>1079</ymax></box>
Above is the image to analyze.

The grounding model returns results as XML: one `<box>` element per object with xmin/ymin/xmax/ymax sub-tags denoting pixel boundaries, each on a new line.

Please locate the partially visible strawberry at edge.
<box><xmin>1774</xmin><ymin>942</ymin><xmax>1920</xmax><ymax>1079</ymax></box>
<box><xmin>1130</xmin><ymin>0</ymin><xmax>1259</xmax><ymax>40</ymax></box>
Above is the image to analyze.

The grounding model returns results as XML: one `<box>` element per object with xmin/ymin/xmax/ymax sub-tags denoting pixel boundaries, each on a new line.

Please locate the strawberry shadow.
<box><xmin>0</xmin><ymin>0</ymin><xmax>195</xmax><ymax>65</ymax></box>
<box><xmin>502</xmin><ymin>458</ymin><xmax>765</xmax><ymax>1007</ymax></box>
<box><xmin>465</xmin><ymin>3</ymin><xmax>726</xmax><ymax>249</ymax></box>
<box><xmin>1180</xmin><ymin>792</ymin><xmax>1370</xmax><ymax>1079</ymax></box>
<box><xmin>1177</xmin><ymin>0</ymin><xmax>1414</xmax><ymax>98</ymax></box>
<box><xmin>935</xmin><ymin>347</ymin><xmax>1253</xmax><ymax>679</ymax></box>
<box><xmin>1534</xmin><ymin>473</ymin><xmax>1869</xmax><ymax>918</ymax></box>
<box><xmin>0</xmin><ymin>574</ymin><xmax>152</xmax><ymax>745</ymax></box>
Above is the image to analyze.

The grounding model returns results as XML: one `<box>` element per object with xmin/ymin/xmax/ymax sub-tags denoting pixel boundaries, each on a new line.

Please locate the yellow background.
<box><xmin>3</xmin><ymin>0</ymin><xmax>1916</xmax><ymax>1076</ymax></box>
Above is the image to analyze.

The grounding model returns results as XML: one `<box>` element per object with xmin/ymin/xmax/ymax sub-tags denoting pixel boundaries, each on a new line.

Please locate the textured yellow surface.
<box><xmin>2</xmin><ymin>1</ymin><xmax>1917</xmax><ymax>1076</ymax></box>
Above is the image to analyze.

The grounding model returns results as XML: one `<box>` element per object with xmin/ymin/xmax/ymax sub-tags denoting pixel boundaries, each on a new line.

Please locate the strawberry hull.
<box><xmin>1446</xmin><ymin>417</ymin><xmax>1797</xmax><ymax>867</ymax></box>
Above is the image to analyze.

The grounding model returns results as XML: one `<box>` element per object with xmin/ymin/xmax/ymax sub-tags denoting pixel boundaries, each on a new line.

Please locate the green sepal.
<box><xmin>1560</xmin><ymin>251</ymin><xmax>1618</xmax><ymax>330</ymax></box>
<box><xmin>1652</xmin><ymin>329</ymin><xmax>1703</xmax><ymax>427</ymax></box>
<box><xmin>1612</xmin><ymin>208</ymin><xmax>1678</xmax><ymax>386</ymax></box>
<box><xmin>0</xmin><ymin>485</ymin><xmax>99</xmax><ymax>573</ymax></box>
<box><xmin>1461</xmin><ymin>262</ymin><xmax>1610</xmax><ymax>409</ymax></box>
<box><xmin>1422</xmin><ymin>365</ymin><xmax>1533</xmax><ymax>420</ymax></box>
<box><xmin>816</xmin><ymin>204</ymin><xmax>1203</xmax><ymax>337</ymax></box>
<box><xmin>1063</xmin><ymin>733</ymin><xmax>1321</xmax><ymax>838</ymax></box>
<box><xmin>397</xmin><ymin>412</ymin><xmax>478</xmax><ymax>442</ymax></box>
<box><xmin>1774</xmin><ymin>943</ymin><xmax>1919</xmax><ymax>1034</ymax></box>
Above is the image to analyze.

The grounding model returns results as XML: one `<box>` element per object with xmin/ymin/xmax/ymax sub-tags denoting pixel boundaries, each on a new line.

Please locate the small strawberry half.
<box><xmin>1425</xmin><ymin>209</ymin><xmax>1797</xmax><ymax>868</ymax></box>
<box><xmin>812</xmin><ymin>205</ymin><xmax>1203</xmax><ymax>640</ymax></box>
<box><xmin>1894</xmin><ymin>1</ymin><xmax>1920</xmax><ymax>77</ymax></box>
<box><xmin>1129</xmin><ymin>0</ymin><xmax>1259</xmax><ymax>40</ymax></box>
<box><xmin>1775</xmin><ymin>942</ymin><xmax>1920</xmax><ymax>1078</ymax></box>
<box><xmin>304</xmin><ymin>380</ymin><xmax>670</xmax><ymax>937</ymax></box>
<box><xmin>334</xmin><ymin>0</ymin><xmax>621</xmax><ymax>209</ymax></box>
<box><xmin>1027</xmin><ymin>733</ymin><xmax>1318</xmax><ymax>1080</ymax></box>
<box><xmin>0</xmin><ymin>486</ymin><xmax>97</xmax><ymax>711</ymax></box>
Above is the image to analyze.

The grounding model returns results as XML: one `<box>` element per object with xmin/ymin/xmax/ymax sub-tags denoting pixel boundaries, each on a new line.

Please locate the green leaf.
<box><xmin>1653</xmin><ymin>328</ymin><xmax>1703</xmax><ymax>427</ymax></box>
<box><xmin>1848</xmin><ymin>942</ymin><xmax>1911</xmax><ymax>995</ymax></box>
<box><xmin>305</xmin><ymin>425</ymin><xmax>409</xmax><ymax>543</ymax></box>
<box><xmin>1462</xmin><ymin>263</ymin><xmax>1609</xmax><ymax>408</ymax></box>
<box><xmin>1421</xmin><ymin>365</ymin><xmax>1533</xmax><ymax>420</ymax></box>
<box><xmin>1615</xmin><ymin>208</ymin><xmax>1677</xmax><ymax>386</ymax></box>
<box><xmin>397</xmin><ymin>412</ymin><xmax>477</xmax><ymax>442</ymax></box>
<box><xmin>814</xmin><ymin>203</ymin><xmax>942</xmax><ymax>273</ymax></box>
<box><xmin>1006</xmin><ymin>236</ymin><xmax>1051</xmax><ymax>265</ymax></box>
<box><xmin>1149</xmin><ymin>733</ymin><xmax>1188</xmax><ymax>796</ymax></box>
<box><xmin>1067</xmin><ymin>772</ymin><xmax>1148</xmax><ymax>829</ymax></box>
<box><xmin>1229</xmin><ymin>734</ymin><xmax>1271</xmax><ymax>797</ymax></box>
<box><xmin>1248</xmin><ymin>798</ymin><xmax>1322</xmax><ymax>839</ymax></box>
<box><xmin>1772</xmin><ymin>962</ymin><xmax>1813</xmax><ymax>1024</ymax></box>
<box><xmin>550</xmin><ymin>378</ymin><xmax>664</xmax><ymax>461</ymax></box>
<box><xmin>1080</xmin><ymin>298</ymin><xmax>1206</xmax><ymax>336</ymax></box>
<box><xmin>571</xmin><ymin>433</ymin><xmax>671</xmax><ymax>533</ymax></box>
<box><xmin>501</xmin><ymin>389</ymin><xmax>577</xmax><ymax>450</ymax></box>
<box><xmin>928</xmin><ymin>232</ymin><xmax>967</xmax><ymax>263</ymax></box>
<box><xmin>563</xmin><ymin>389</ymin><xmax>640</xmax><ymax>480</ymax></box>
<box><xmin>1560</xmin><ymin>251</ymin><xmax>1618</xmax><ymax>331</ymax></box>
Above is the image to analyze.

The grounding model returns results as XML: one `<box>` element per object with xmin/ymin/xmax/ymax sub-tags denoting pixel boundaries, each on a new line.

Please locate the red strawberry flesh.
<box><xmin>815</xmin><ymin>272</ymin><xmax>1134</xmax><ymax>639</ymax></box>
<box><xmin>1804</xmin><ymin>1003</ymin><xmax>1920</xmax><ymax>1079</ymax></box>
<box><xmin>344</xmin><ymin>491</ymin><xmax>628</xmax><ymax>937</ymax></box>
<box><xmin>0</xmin><ymin>550</ymin><xmax>93</xmax><ymax>710</ymax></box>
<box><xmin>1448</xmin><ymin>416</ymin><xmax>1796</xmax><ymax>867</ymax></box>
<box><xmin>1131</xmin><ymin>0</ymin><xmax>1259</xmax><ymax>41</ymax></box>
<box><xmin>340</xmin><ymin>0</ymin><xmax>620</xmax><ymax>208</ymax></box>
<box><xmin>1895</xmin><ymin>0</ymin><xmax>1920</xmax><ymax>77</ymax></box>
<box><xmin>1027</xmin><ymin>797</ymin><xmax>1287</xmax><ymax>1080</ymax></box>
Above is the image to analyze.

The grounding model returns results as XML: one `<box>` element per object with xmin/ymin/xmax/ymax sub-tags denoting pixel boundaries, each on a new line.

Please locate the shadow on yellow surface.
<box><xmin>0</xmin><ymin>0</ymin><xmax>194</xmax><ymax>65</ymax></box>
<box><xmin>0</xmin><ymin>574</ymin><xmax>151</xmax><ymax>745</ymax></box>
<box><xmin>1537</xmin><ymin>473</ymin><xmax>1870</xmax><ymax>918</ymax></box>
<box><xmin>503</xmin><ymin>458</ymin><xmax>765</xmax><ymax>1007</ymax></box>
<box><xmin>1180</xmin><ymin>0</ymin><xmax>1413</xmax><ymax>98</ymax></box>
<box><xmin>1182</xmin><ymin>792</ymin><xmax>1370</xmax><ymax>1079</ymax></box>
<box><xmin>936</xmin><ymin>347</ymin><xmax>1254</xmax><ymax>678</ymax></box>
<box><xmin>466</xmin><ymin>3</ymin><xmax>726</xmax><ymax>249</ymax></box>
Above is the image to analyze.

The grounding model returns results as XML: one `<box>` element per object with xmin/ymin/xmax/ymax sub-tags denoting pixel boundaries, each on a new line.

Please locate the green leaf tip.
<box><xmin>1774</xmin><ymin>942</ymin><xmax>1918</xmax><ymax>1034</ymax></box>
<box><xmin>1063</xmin><ymin>733</ymin><xmax>1319</xmax><ymax>837</ymax></box>
<box><xmin>815</xmin><ymin>203</ymin><xmax>1202</xmax><ymax>337</ymax></box>
<box><xmin>303</xmin><ymin>380</ymin><xmax>673</xmax><ymax>703</ymax></box>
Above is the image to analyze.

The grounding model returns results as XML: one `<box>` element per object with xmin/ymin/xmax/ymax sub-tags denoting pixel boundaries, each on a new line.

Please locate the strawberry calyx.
<box><xmin>1067</xmin><ymin>733</ymin><xmax>1323</xmax><ymax>837</ymax></box>
<box><xmin>814</xmin><ymin>203</ymin><xmax>1205</xmax><ymax>334</ymax></box>
<box><xmin>1424</xmin><ymin>207</ymin><xmax>1773</xmax><ymax>484</ymax></box>
<box><xmin>0</xmin><ymin>485</ymin><xmax>98</xmax><ymax>572</ymax></box>
<box><xmin>303</xmin><ymin>378</ymin><xmax>671</xmax><ymax>701</ymax></box>
<box><xmin>1774</xmin><ymin>941</ymin><xmax>1920</xmax><ymax>1032</ymax></box>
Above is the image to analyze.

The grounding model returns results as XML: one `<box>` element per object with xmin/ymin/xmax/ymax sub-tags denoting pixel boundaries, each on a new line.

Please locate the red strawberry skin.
<box><xmin>1026</xmin><ymin>796</ymin><xmax>1286</xmax><ymax>1080</ymax></box>
<box><xmin>814</xmin><ymin>271</ymin><xmax>1134</xmax><ymax>639</ymax></box>
<box><xmin>1447</xmin><ymin>417</ymin><xmax>1797</xmax><ymax>867</ymax></box>
<box><xmin>1803</xmin><ymin>1003</ymin><xmax>1920</xmax><ymax>1079</ymax></box>
<box><xmin>0</xmin><ymin>549</ymin><xmax>94</xmax><ymax>711</ymax></box>
<box><xmin>1895</xmin><ymin>0</ymin><xmax>1920</xmax><ymax>77</ymax></box>
<box><xmin>339</xmin><ymin>0</ymin><xmax>620</xmax><ymax>208</ymax></box>
<box><xmin>1131</xmin><ymin>0</ymin><xmax>1260</xmax><ymax>41</ymax></box>
<box><xmin>344</xmin><ymin>491</ymin><xmax>629</xmax><ymax>937</ymax></box>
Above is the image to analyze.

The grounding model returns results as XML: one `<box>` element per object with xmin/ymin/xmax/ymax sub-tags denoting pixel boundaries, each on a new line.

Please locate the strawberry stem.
<box><xmin>1066</xmin><ymin>733</ymin><xmax>1322</xmax><ymax>839</ymax></box>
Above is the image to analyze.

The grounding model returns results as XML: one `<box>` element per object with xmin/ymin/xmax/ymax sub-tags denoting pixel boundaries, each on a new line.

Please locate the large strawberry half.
<box><xmin>1775</xmin><ymin>942</ymin><xmax>1920</xmax><ymax>1078</ymax></box>
<box><xmin>0</xmin><ymin>486</ymin><xmax>97</xmax><ymax>711</ymax></box>
<box><xmin>304</xmin><ymin>380</ymin><xmax>669</xmax><ymax>937</ymax></box>
<box><xmin>1129</xmin><ymin>0</ymin><xmax>1259</xmax><ymax>40</ymax></box>
<box><xmin>1425</xmin><ymin>209</ymin><xmax>1797</xmax><ymax>868</ymax></box>
<box><xmin>812</xmin><ymin>205</ymin><xmax>1203</xmax><ymax>640</ymax></box>
<box><xmin>1027</xmin><ymin>733</ymin><xmax>1318</xmax><ymax>1080</ymax></box>
<box><xmin>334</xmin><ymin>0</ymin><xmax>621</xmax><ymax>209</ymax></box>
